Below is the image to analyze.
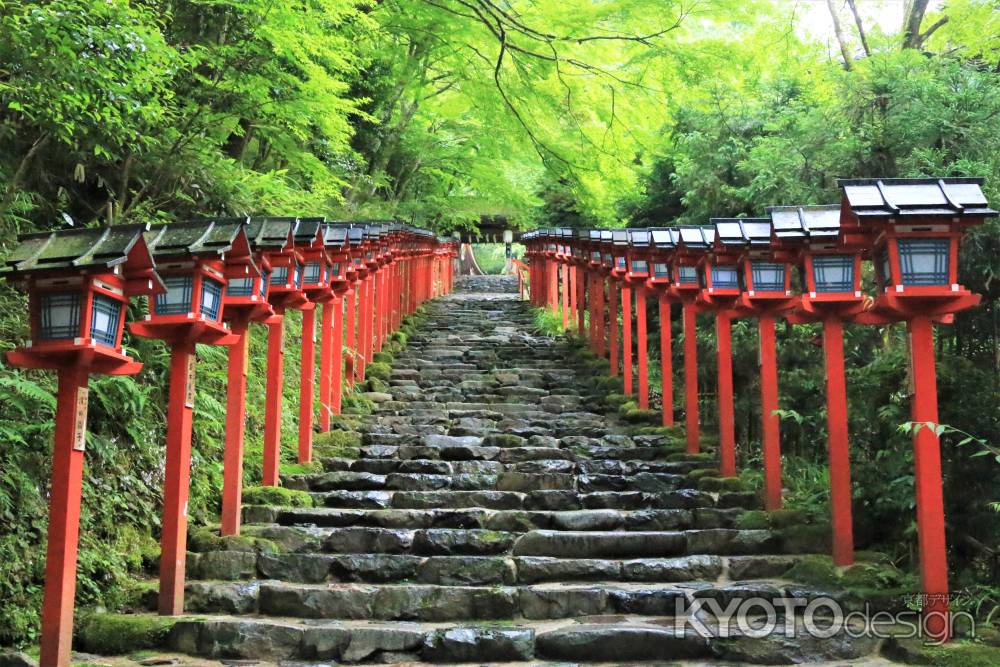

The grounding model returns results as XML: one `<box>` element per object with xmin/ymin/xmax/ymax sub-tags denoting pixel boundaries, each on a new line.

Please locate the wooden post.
<box><xmin>158</xmin><ymin>343</ymin><xmax>196</xmax><ymax>615</ymax></box>
<box><xmin>39</xmin><ymin>365</ymin><xmax>89</xmax><ymax>667</ymax></box>
<box><xmin>576</xmin><ymin>266</ymin><xmax>586</xmax><ymax>333</ymax></box>
<box><xmin>622</xmin><ymin>285</ymin><xmax>633</xmax><ymax>395</ymax></box>
<box><xmin>608</xmin><ymin>282</ymin><xmax>619</xmax><ymax>376</ymax></box>
<box><xmin>262</xmin><ymin>314</ymin><xmax>284</xmax><ymax>487</ymax></box>
<box><xmin>823</xmin><ymin>317</ymin><xmax>854</xmax><ymax>566</ymax></box>
<box><xmin>636</xmin><ymin>287</ymin><xmax>649</xmax><ymax>409</ymax></box>
<box><xmin>298</xmin><ymin>306</ymin><xmax>316</xmax><ymax>463</ymax></box>
<box><xmin>221</xmin><ymin>319</ymin><xmax>250</xmax><ymax>536</ymax></box>
<box><xmin>561</xmin><ymin>263</ymin><xmax>570</xmax><ymax>327</ymax></box>
<box><xmin>908</xmin><ymin>315</ymin><xmax>951</xmax><ymax>643</ymax></box>
<box><xmin>344</xmin><ymin>287</ymin><xmax>356</xmax><ymax>387</ymax></box>
<box><xmin>716</xmin><ymin>311</ymin><xmax>736</xmax><ymax>476</ymax></box>
<box><xmin>318</xmin><ymin>299</ymin><xmax>334</xmax><ymax>432</ymax></box>
<box><xmin>595</xmin><ymin>277</ymin><xmax>605</xmax><ymax>358</ymax></box>
<box><xmin>659</xmin><ymin>295</ymin><xmax>674</xmax><ymax>427</ymax></box>
<box><xmin>331</xmin><ymin>294</ymin><xmax>344</xmax><ymax>416</ymax></box>
<box><xmin>683</xmin><ymin>302</ymin><xmax>699</xmax><ymax>453</ymax></box>
<box><xmin>759</xmin><ymin>314</ymin><xmax>781</xmax><ymax>509</ymax></box>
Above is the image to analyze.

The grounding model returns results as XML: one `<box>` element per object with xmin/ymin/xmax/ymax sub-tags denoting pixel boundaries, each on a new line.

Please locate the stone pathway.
<box><xmin>120</xmin><ymin>276</ymin><xmax>886</xmax><ymax>664</ymax></box>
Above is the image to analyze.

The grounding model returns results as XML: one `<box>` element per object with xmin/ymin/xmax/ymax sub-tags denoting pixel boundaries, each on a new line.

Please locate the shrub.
<box><xmin>242</xmin><ymin>485</ymin><xmax>313</xmax><ymax>508</ymax></box>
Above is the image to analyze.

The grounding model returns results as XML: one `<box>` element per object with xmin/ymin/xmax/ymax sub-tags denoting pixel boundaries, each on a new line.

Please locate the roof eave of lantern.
<box><xmin>838</xmin><ymin>177</ymin><xmax>998</xmax><ymax>223</ymax></box>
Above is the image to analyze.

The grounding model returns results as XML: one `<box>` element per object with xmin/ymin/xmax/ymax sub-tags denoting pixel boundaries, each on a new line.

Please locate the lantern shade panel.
<box><xmin>155</xmin><ymin>276</ymin><xmax>194</xmax><ymax>315</ymax></box>
<box><xmin>711</xmin><ymin>266</ymin><xmax>739</xmax><ymax>289</ymax></box>
<box><xmin>751</xmin><ymin>262</ymin><xmax>785</xmax><ymax>292</ymax></box>
<box><xmin>39</xmin><ymin>292</ymin><xmax>82</xmax><ymax>340</ymax></box>
<box><xmin>200</xmin><ymin>279</ymin><xmax>224</xmax><ymax>320</ymax></box>
<box><xmin>89</xmin><ymin>294</ymin><xmax>122</xmax><ymax>347</ymax></box>
<box><xmin>812</xmin><ymin>255</ymin><xmax>855</xmax><ymax>292</ymax></box>
<box><xmin>898</xmin><ymin>239</ymin><xmax>950</xmax><ymax>285</ymax></box>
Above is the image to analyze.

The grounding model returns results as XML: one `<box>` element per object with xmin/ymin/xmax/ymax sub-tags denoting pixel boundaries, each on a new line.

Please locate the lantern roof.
<box><xmin>0</xmin><ymin>223</ymin><xmax>156</xmax><ymax>278</ymax></box>
<box><xmin>676</xmin><ymin>225</ymin><xmax>715</xmax><ymax>249</ymax></box>
<box><xmin>575</xmin><ymin>228</ymin><xmax>591</xmax><ymax>241</ymax></box>
<box><xmin>611</xmin><ymin>229</ymin><xmax>629</xmax><ymax>246</ymax></box>
<box><xmin>600</xmin><ymin>230</ymin><xmax>613</xmax><ymax>243</ymax></box>
<box><xmin>627</xmin><ymin>228</ymin><xmax>651</xmax><ymax>247</ymax></box>
<box><xmin>146</xmin><ymin>219</ymin><xmax>252</xmax><ymax>259</ymax></box>
<box><xmin>838</xmin><ymin>177</ymin><xmax>997</xmax><ymax>219</ymax></box>
<box><xmin>245</xmin><ymin>216</ymin><xmax>296</xmax><ymax>251</ymax></box>
<box><xmin>322</xmin><ymin>223</ymin><xmax>350</xmax><ymax>248</ymax></box>
<box><xmin>347</xmin><ymin>226</ymin><xmax>365</xmax><ymax>246</ymax></box>
<box><xmin>768</xmin><ymin>205</ymin><xmax>841</xmax><ymax>240</ymax></box>
<box><xmin>558</xmin><ymin>228</ymin><xmax>574</xmax><ymax>238</ymax></box>
<box><xmin>650</xmin><ymin>227</ymin><xmax>680</xmax><ymax>249</ymax></box>
<box><xmin>589</xmin><ymin>229</ymin><xmax>604</xmax><ymax>241</ymax></box>
<box><xmin>711</xmin><ymin>218</ymin><xmax>771</xmax><ymax>246</ymax></box>
<box><xmin>293</xmin><ymin>217</ymin><xmax>326</xmax><ymax>245</ymax></box>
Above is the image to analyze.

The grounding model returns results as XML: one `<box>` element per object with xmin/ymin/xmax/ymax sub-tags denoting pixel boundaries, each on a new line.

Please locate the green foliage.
<box><xmin>532</xmin><ymin>307</ymin><xmax>566</xmax><ymax>337</ymax></box>
<box><xmin>242</xmin><ymin>486</ymin><xmax>313</xmax><ymax>508</ymax></box>
<box><xmin>312</xmin><ymin>429</ymin><xmax>362</xmax><ymax>458</ymax></box>
<box><xmin>365</xmin><ymin>362</ymin><xmax>392</xmax><ymax>383</ymax></box>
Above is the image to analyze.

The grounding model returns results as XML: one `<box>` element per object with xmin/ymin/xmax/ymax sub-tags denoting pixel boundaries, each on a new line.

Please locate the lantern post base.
<box><xmin>823</xmin><ymin>317</ymin><xmax>855</xmax><ymax>566</ymax></box>
<box><xmin>682</xmin><ymin>302</ymin><xmax>700</xmax><ymax>454</ymax></box>
<box><xmin>262</xmin><ymin>314</ymin><xmax>285</xmax><ymax>487</ymax></box>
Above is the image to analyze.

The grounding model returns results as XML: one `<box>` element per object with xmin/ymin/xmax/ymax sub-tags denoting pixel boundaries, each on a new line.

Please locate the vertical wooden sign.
<box><xmin>73</xmin><ymin>387</ymin><xmax>89</xmax><ymax>452</ymax></box>
<box><xmin>185</xmin><ymin>353</ymin><xmax>197</xmax><ymax>408</ymax></box>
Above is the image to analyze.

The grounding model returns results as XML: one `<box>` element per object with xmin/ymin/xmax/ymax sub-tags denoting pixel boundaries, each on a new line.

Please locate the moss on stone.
<box><xmin>365</xmin><ymin>362</ymin><xmax>392</xmax><ymax>382</ymax></box>
<box><xmin>313</xmin><ymin>429</ymin><xmax>362</xmax><ymax>458</ymax></box>
<box><xmin>372</xmin><ymin>351</ymin><xmax>394</xmax><ymax>365</ymax></box>
<box><xmin>784</xmin><ymin>554</ymin><xmax>840</xmax><ymax>587</ymax></box>
<box><xmin>779</xmin><ymin>522</ymin><xmax>832</xmax><ymax>554</ymax></box>
<box><xmin>243</xmin><ymin>485</ymin><xmax>313</xmax><ymax>508</ymax></box>
<box><xmin>364</xmin><ymin>376</ymin><xmax>389</xmax><ymax>392</ymax></box>
<box><xmin>604</xmin><ymin>393</ymin><xmax>631</xmax><ymax>409</ymax></box>
<box><xmin>840</xmin><ymin>561</ymin><xmax>905</xmax><ymax>590</ymax></box>
<box><xmin>342</xmin><ymin>392</ymin><xmax>376</xmax><ymax>416</ymax></box>
<box><xmin>281</xmin><ymin>461</ymin><xmax>323</xmax><ymax>476</ymax></box>
<box><xmin>482</xmin><ymin>433</ymin><xmax>524</xmax><ymax>447</ymax></box>
<box><xmin>697</xmin><ymin>476</ymin><xmax>750</xmax><ymax>493</ymax></box>
<box><xmin>736</xmin><ymin>510</ymin><xmax>770</xmax><ymax>530</ymax></box>
<box><xmin>621</xmin><ymin>407</ymin><xmax>659</xmax><ymax>424</ymax></box>
<box><xmin>187</xmin><ymin>525</ymin><xmax>269</xmax><ymax>553</ymax></box>
<box><xmin>592</xmin><ymin>375</ymin><xmax>623</xmax><ymax>392</ymax></box>
<box><xmin>75</xmin><ymin>613</ymin><xmax>175</xmax><ymax>654</ymax></box>
<box><xmin>390</xmin><ymin>330</ymin><xmax>407</xmax><ymax>346</ymax></box>
<box><xmin>882</xmin><ymin>638</ymin><xmax>1000</xmax><ymax>666</ymax></box>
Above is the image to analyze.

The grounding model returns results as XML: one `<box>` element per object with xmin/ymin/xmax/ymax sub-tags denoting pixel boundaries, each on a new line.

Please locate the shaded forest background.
<box><xmin>1</xmin><ymin>0</ymin><xmax>999</xmax><ymax>645</ymax></box>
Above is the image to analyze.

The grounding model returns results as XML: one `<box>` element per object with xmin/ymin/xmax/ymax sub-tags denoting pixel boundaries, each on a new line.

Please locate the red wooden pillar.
<box><xmin>365</xmin><ymin>273</ymin><xmax>376</xmax><ymax>363</ymax></box>
<box><xmin>636</xmin><ymin>287</ymin><xmax>649</xmax><ymax>409</ymax></box>
<box><xmin>262</xmin><ymin>314</ymin><xmax>284</xmax><ymax>486</ymax></box>
<box><xmin>659</xmin><ymin>295</ymin><xmax>674</xmax><ymax>427</ymax></box>
<box><xmin>908</xmin><ymin>315</ymin><xmax>951</xmax><ymax>643</ymax></box>
<box><xmin>356</xmin><ymin>277</ymin><xmax>369</xmax><ymax>381</ymax></box>
<box><xmin>377</xmin><ymin>267</ymin><xmax>387</xmax><ymax>350</ymax></box>
<box><xmin>344</xmin><ymin>288</ymin><xmax>356</xmax><ymax>387</ymax></box>
<box><xmin>568</xmin><ymin>265</ymin><xmax>577</xmax><ymax>329</ymax></box>
<box><xmin>561</xmin><ymin>264</ymin><xmax>570</xmax><ymax>328</ymax></box>
<box><xmin>577</xmin><ymin>268</ymin><xmax>586</xmax><ymax>334</ymax></box>
<box><xmin>716</xmin><ymin>311</ymin><xmax>736</xmax><ymax>475</ymax></box>
<box><xmin>331</xmin><ymin>294</ymin><xmax>344</xmax><ymax>416</ymax></box>
<box><xmin>622</xmin><ymin>285</ymin><xmax>633</xmax><ymax>395</ymax></box>
<box><xmin>608</xmin><ymin>282</ymin><xmax>619</xmax><ymax>376</ymax></box>
<box><xmin>549</xmin><ymin>260</ymin><xmax>558</xmax><ymax>313</ymax></box>
<box><xmin>221</xmin><ymin>319</ymin><xmax>250</xmax><ymax>536</ymax></box>
<box><xmin>595</xmin><ymin>278</ymin><xmax>606</xmax><ymax>357</ymax></box>
<box><xmin>298</xmin><ymin>306</ymin><xmax>316</xmax><ymax>463</ymax></box>
<box><xmin>318</xmin><ymin>300</ymin><xmax>334</xmax><ymax>432</ymax></box>
<box><xmin>158</xmin><ymin>343</ymin><xmax>196</xmax><ymax>615</ymax></box>
<box><xmin>759</xmin><ymin>314</ymin><xmax>782</xmax><ymax>510</ymax></box>
<box><xmin>823</xmin><ymin>317</ymin><xmax>854</xmax><ymax>566</ymax></box>
<box><xmin>683</xmin><ymin>302</ymin><xmax>700</xmax><ymax>453</ymax></box>
<box><xmin>38</xmin><ymin>365</ymin><xmax>89</xmax><ymax>667</ymax></box>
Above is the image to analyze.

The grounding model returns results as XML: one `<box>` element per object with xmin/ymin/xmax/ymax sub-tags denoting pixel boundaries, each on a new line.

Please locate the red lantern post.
<box><xmin>838</xmin><ymin>177</ymin><xmax>996</xmax><ymax>642</ymax></box>
<box><xmin>770</xmin><ymin>204</ymin><xmax>868</xmax><ymax>565</ymax></box>
<box><xmin>2</xmin><ymin>225</ymin><xmax>162</xmax><ymax>667</ymax></box>
<box><xmin>725</xmin><ymin>218</ymin><xmax>800</xmax><ymax>511</ymax></box>
<box><xmin>699</xmin><ymin>222</ymin><xmax>746</xmax><ymax>475</ymax></box>
<box><xmin>624</xmin><ymin>229</ymin><xmax>653</xmax><ymax>408</ymax></box>
<box><xmin>244</xmin><ymin>218</ymin><xmax>305</xmax><ymax>487</ymax></box>
<box><xmin>669</xmin><ymin>226</ymin><xmax>713</xmax><ymax>455</ymax></box>
<box><xmin>647</xmin><ymin>228</ymin><xmax>680</xmax><ymax>427</ymax></box>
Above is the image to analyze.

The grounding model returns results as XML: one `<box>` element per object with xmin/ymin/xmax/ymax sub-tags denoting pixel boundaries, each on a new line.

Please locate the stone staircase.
<box><xmin>152</xmin><ymin>276</ymin><xmax>880</xmax><ymax>664</ymax></box>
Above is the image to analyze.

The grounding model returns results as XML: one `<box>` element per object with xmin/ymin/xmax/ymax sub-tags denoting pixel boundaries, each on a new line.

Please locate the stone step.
<box><xmin>188</xmin><ymin>549</ymin><xmax>804</xmax><ymax>585</ymax></box>
<box><xmin>156</xmin><ymin>613</ymin><xmax>877</xmax><ymax>664</ymax></box>
<box><xmin>181</xmin><ymin>579</ymin><xmax>844</xmax><ymax>622</ymax></box>
<box><xmin>285</xmin><ymin>470</ymin><xmax>686</xmax><ymax>494</ymax></box>
<box><xmin>301</xmin><ymin>488</ymin><xmax>753</xmax><ymax>511</ymax></box>
<box><xmin>242</xmin><ymin>507</ymin><xmax>744</xmax><ymax>532</ymax></box>
<box><xmin>353</xmin><ymin>444</ymin><xmax>701</xmax><ymax>463</ymax></box>
<box><xmin>314</xmin><ymin>456</ymin><xmax>703</xmax><ymax>476</ymax></box>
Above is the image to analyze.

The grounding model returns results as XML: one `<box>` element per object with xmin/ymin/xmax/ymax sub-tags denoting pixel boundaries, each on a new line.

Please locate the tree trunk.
<box><xmin>826</xmin><ymin>0</ymin><xmax>854</xmax><ymax>70</ymax></box>
<box><xmin>902</xmin><ymin>0</ymin><xmax>931</xmax><ymax>49</ymax></box>
<box><xmin>846</xmin><ymin>0</ymin><xmax>872</xmax><ymax>57</ymax></box>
